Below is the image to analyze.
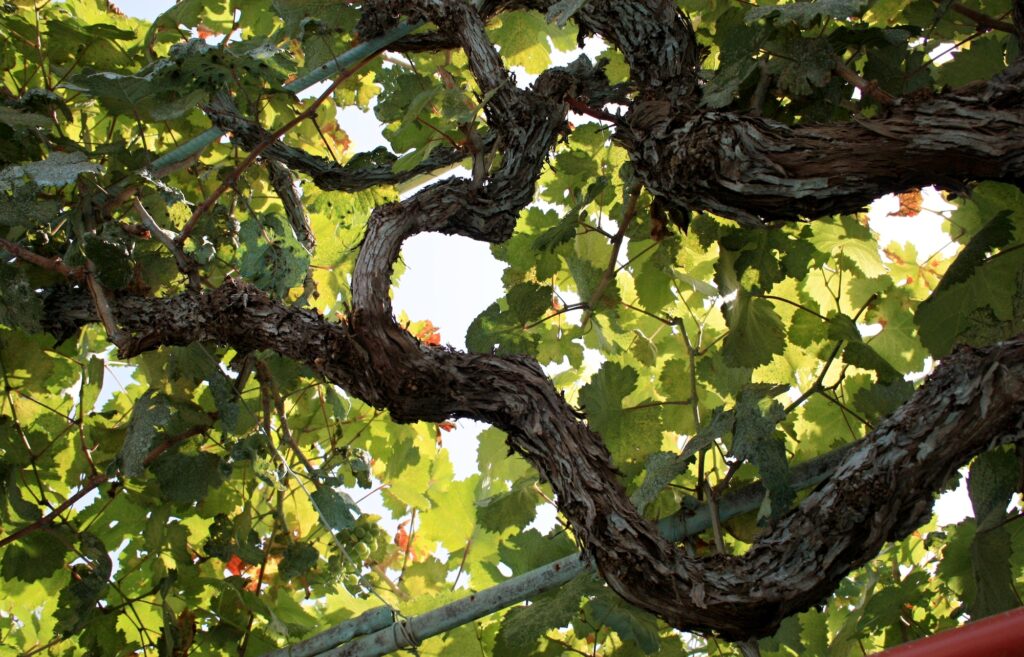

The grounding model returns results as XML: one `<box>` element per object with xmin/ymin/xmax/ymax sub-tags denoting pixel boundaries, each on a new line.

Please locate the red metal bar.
<box><xmin>871</xmin><ymin>607</ymin><xmax>1024</xmax><ymax>657</ymax></box>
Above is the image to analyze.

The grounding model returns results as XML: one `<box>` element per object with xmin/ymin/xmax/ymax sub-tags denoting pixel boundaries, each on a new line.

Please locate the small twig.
<box><xmin>265</xmin><ymin>161</ymin><xmax>318</xmax><ymax>304</ymax></box>
<box><xmin>0</xmin><ymin>422</ymin><xmax>208</xmax><ymax>550</ymax></box>
<box><xmin>581</xmin><ymin>183</ymin><xmax>642</xmax><ymax>325</ymax></box>
<box><xmin>680</xmin><ymin>321</ymin><xmax>705</xmax><ymax>498</ymax></box>
<box><xmin>820</xmin><ymin>390</ymin><xmax>874</xmax><ymax>429</ymax></box>
<box><xmin>784</xmin><ymin>340</ymin><xmax>844</xmax><ymax>414</ymax></box>
<box><xmin>20</xmin><ymin>635</ymin><xmax>67</xmax><ymax>657</ymax></box>
<box><xmin>933</xmin><ymin>0</ymin><xmax>1018</xmax><ymax>34</ymax></box>
<box><xmin>761</xmin><ymin>294</ymin><xmax>828</xmax><ymax>321</ymax></box>
<box><xmin>833</xmin><ymin>56</ymin><xmax>895</xmax><ymax>105</ymax></box>
<box><xmin>398</xmin><ymin>509</ymin><xmax>417</xmax><ymax>582</ymax></box>
<box><xmin>0</xmin><ymin>354</ymin><xmax>49</xmax><ymax>505</ymax></box>
<box><xmin>132</xmin><ymin>198</ymin><xmax>201</xmax><ymax>290</ymax></box>
<box><xmin>749</xmin><ymin>60</ymin><xmax>771</xmax><ymax>116</ymax></box>
<box><xmin>704</xmin><ymin>482</ymin><xmax>727</xmax><ymax>555</ymax></box>
<box><xmin>0</xmin><ymin>237</ymin><xmax>84</xmax><ymax>279</ymax></box>
<box><xmin>619</xmin><ymin>301</ymin><xmax>677</xmax><ymax>326</ymax></box>
<box><xmin>623</xmin><ymin>400</ymin><xmax>693</xmax><ymax>411</ymax></box>
<box><xmin>522</xmin><ymin>303</ymin><xmax>586</xmax><ymax>330</ymax></box>
<box><xmin>84</xmin><ymin>272</ymin><xmax>128</xmax><ymax>351</ymax></box>
<box><xmin>177</xmin><ymin>52</ymin><xmax>379</xmax><ymax>245</ymax></box>
<box><xmin>141</xmin><ymin>424</ymin><xmax>212</xmax><ymax>467</ymax></box>
<box><xmin>712</xmin><ymin>461</ymin><xmax>742</xmax><ymax>497</ymax></box>
<box><xmin>450</xmin><ymin>535</ymin><xmax>473</xmax><ymax>591</ymax></box>
<box><xmin>545</xmin><ymin>634</ymin><xmax>593</xmax><ymax>657</ymax></box>
<box><xmin>255</xmin><ymin>361</ymin><xmax>318</xmax><ymax>472</ymax></box>
<box><xmin>309</xmin><ymin>115</ymin><xmax>341</xmax><ymax>164</ymax></box>
<box><xmin>265</xmin><ymin>161</ymin><xmax>316</xmax><ymax>254</ymax></box>
<box><xmin>239</xmin><ymin>491</ymin><xmax>280</xmax><ymax>657</ymax></box>
<box><xmin>566</xmin><ymin>95</ymin><xmax>620</xmax><ymax>123</ymax></box>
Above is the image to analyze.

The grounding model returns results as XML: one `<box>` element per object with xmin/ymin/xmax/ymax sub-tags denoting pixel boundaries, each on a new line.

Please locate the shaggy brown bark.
<box><xmin>43</xmin><ymin>277</ymin><xmax>1024</xmax><ymax>638</ymax></box>
<box><xmin>362</xmin><ymin>0</ymin><xmax>1024</xmax><ymax>227</ymax></box>
<box><xmin>619</xmin><ymin>64</ymin><xmax>1024</xmax><ymax>226</ymax></box>
<box><xmin>40</xmin><ymin>0</ymin><xmax>1024</xmax><ymax>641</ymax></box>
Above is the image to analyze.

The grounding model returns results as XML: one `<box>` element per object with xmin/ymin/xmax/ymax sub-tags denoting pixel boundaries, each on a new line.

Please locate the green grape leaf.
<box><xmin>83</xmin><ymin>233</ymin><xmax>133</xmax><ymax>290</ymax></box>
<box><xmin>79</xmin><ymin>612</ymin><xmax>126</xmax><ymax>657</ymax></box>
<box><xmin>120</xmin><ymin>390</ymin><xmax>172</xmax><ymax>477</ymax></box>
<box><xmin>63</xmin><ymin>69</ymin><xmax>206</xmax><ymax>121</ymax></box>
<box><xmin>935</xmin><ymin>37</ymin><xmax>1006</xmax><ymax>88</ymax></box>
<box><xmin>533</xmin><ymin>212</ymin><xmax>578</xmax><ymax>252</ymax></box>
<box><xmin>851</xmin><ymin>377</ymin><xmax>914</xmax><ymax>421</ymax></box>
<box><xmin>375</xmin><ymin>73</ymin><xmax>434</xmax><ymax>124</ymax></box>
<box><xmin>632</xmin><ymin>451</ymin><xmax>688</xmax><ymax>513</ymax></box>
<box><xmin>268</xmin><ymin>591</ymin><xmax>318</xmax><ymax>636</ymax></box>
<box><xmin>841</xmin><ymin>342</ymin><xmax>900</xmax><ymax>383</ymax></box>
<box><xmin>826</xmin><ymin>312</ymin><xmax>861</xmax><ymax>343</ymax></box>
<box><xmin>721</xmin><ymin>293</ymin><xmax>787</xmax><ymax>368</ymax></box>
<box><xmin>494</xmin><ymin>577</ymin><xmax>591</xmax><ymax>657</ymax></box>
<box><xmin>789</xmin><ymin>311</ymin><xmax>829</xmax><ymax>348</ymax></box>
<box><xmin>915</xmin><ymin>247</ymin><xmax>1024</xmax><ymax>356</ymax></box>
<box><xmin>747</xmin><ymin>0</ymin><xmax>866</xmax><ymax>26</ymax></box>
<box><xmin>808</xmin><ymin>215</ymin><xmax>885</xmax><ymax>277</ymax></box>
<box><xmin>489</xmin><ymin>12</ymin><xmax>553</xmax><ymax>74</ymax></box>
<box><xmin>0</xmin><ymin>460</ymin><xmax>41</xmax><ymax>522</ymax></box>
<box><xmin>279</xmin><ymin>542</ymin><xmax>319</xmax><ymax>580</ymax></box>
<box><xmin>731</xmin><ymin>390</ymin><xmax>792</xmax><ymax>520</ymax></box>
<box><xmin>507</xmin><ymin>283</ymin><xmax>555</xmax><ymax>325</ymax></box>
<box><xmin>151</xmin><ymin>452</ymin><xmax>226</xmax><ymax>505</ymax></box>
<box><xmin>579</xmin><ymin>362</ymin><xmax>638</xmax><ymax>444</ymax></box>
<box><xmin>634</xmin><ymin>238</ymin><xmax>680</xmax><ymax>311</ymax></box>
<box><xmin>477</xmin><ymin>481</ymin><xmax>538</xmax><ymax>534</ymax></box>
<box><xmin>1</xmin><ymin>531</ymin><xmax>69</xmax><ymax>582</ymax></box>
<box><xmin>0</xmin><ymin>152</ymin><xmax>102</xmax><ymax>191</ymax></box>
<box><xmin>968</xmin><ymin>448</ymin><xmax>1018</xmax><ymax>531</ymax></box>
<box><xmin>0</xmin><ymin>266</ymin><xmax>43</xmax><ymax>332</ymax></box>
<box><xmin>272</xmin><ymin>0</ymin><xmax>359</xmax><ymax>38</ymax></box>
<box><xmin>584</xmin><ymin>593</ymin><xmax>661</xmax><ymax>654</ymax></box>
<box><xmin>934</xmin><ymin>210</ymin><xmax>1015</xmax><ymax>294</ymax></box>
<box><xmin>311</xmin><ymin>488</ymin><xmax>358</xmax><ymax>532</ymax></box>
<box><xmin>238</xmin><ymin>215</ymin><xmax>310</xmax><ymax>298</ymax></box>
<box><xmin>0</xmin><ymin>186</ymin><xmax>59</xmax><ymax>227</ymax></box>
<box><xmin>769</xmin><ymin>37</ymin><xmax>835</xmax><ymax>97</ymax></box>
<box><xmin>968</xmin><ymin>525</ymin><xmax>1019</xmax><ymax>619</ymax></box>
<box><xmin>702</xmin><ymin>58</ymin><xmax>759</xmax><ymax>109</ymax></box>
<box><xmin>497</xmin><ymin>528</ymin><xmax>577</xmax><ymax>575</ymax></box>
<box><xmin>466</xmin><ymin>300</ymin><xmax>540</xmax><ymax>356</ymax></box>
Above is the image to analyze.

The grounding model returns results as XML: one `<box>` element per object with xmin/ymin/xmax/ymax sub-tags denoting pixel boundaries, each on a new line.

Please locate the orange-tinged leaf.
<box><xmin>394</xmin><ymin>519</ymin><xmax>425</xmax><ymax>561</ymax></box>
<box><xmin>893</xmin><ymin>189</ymin><xmax>923</xmax><ymax>217</ymax></box>
<box><xmin>226</xmin><ymin>554</ymin><xmax>245</xmax><ymax>577</ymax></box>
<box><xmin>196</xmin><ymin>23</ymin><xmax>217</xmax><ymax>39</ymax></box>
<box><xmin>394</xmin><ymin>520</ymin><xmax>411</xmax><ymax>551</ymax></box>
<box><xmin>414</xmin><ymin>320</ymin><xmax>442</xmax><ymax>345</ymax></box>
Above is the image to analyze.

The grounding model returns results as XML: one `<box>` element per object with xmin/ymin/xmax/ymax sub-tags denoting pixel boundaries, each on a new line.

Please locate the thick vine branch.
<box><xmin>203</xmin><ymin>93</ymin><xmax>485</xmax><ymax>193</ymax></box>
<box><xmin>41</xmin><ymin>278</ymin><xmax>1024</xmax><ymax>641</ymax></box>
<box><xmin>620</xmin><ymin>61</ymin><xmax>1024</xmax><ymax>225</ymax></box>
<box><xmin>452</xmin><ymin>0</ymin><xmax>1024</xmax><ymax>225</ymax></box>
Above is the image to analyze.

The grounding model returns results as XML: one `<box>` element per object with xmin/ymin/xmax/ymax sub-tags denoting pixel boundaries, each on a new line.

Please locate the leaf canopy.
<box><xmin>0</xmin><ymin>0</ymin><xmax>1021</xmax><ymax>656</ymax></box>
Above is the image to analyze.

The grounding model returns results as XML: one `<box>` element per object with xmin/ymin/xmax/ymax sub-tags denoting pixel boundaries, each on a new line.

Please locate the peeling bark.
<box><xmin>620</xmin><ymin>63</ymin><xmax>1024</xmax><ymax>225</ymax></box>
<box><xmin>42</xmin><ymin>276</ymin><xmax>1024</xmax><ymax>639</ymax></box>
